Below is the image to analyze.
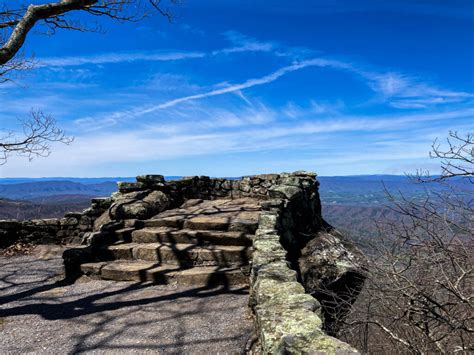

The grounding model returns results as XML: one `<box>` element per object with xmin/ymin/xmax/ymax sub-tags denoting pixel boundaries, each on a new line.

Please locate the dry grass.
<box><xmin>0</xmin><ymin>242</ymin><xmax>35</xmax><ymax>257</ymax></box>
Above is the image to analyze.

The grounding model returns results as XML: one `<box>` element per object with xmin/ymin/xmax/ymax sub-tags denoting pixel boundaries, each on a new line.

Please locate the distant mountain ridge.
<box><xmin>1</xmin><ymin>175</ymin><xmax>469</xmax><ymax>234</ymax></box>
<box><xmin>0</xmin><ymin>176</ymin><xmax>180</xmax><ymax>199</ymax></box>
<box><xmin>0</xmin><ymin>175</ymin><xmax>468</xmax><ymax>203</ymax></box>
<box><xmin>0</xmin><ymin>176</ymin><xmax>180</xmax><ymax>185</ymax></box>
<box><xmin>0</xmin><ymin>176</ymin><xmax>190</xmax><ymax>200</ymax></box>
<box><xmin>0</xmin><ymin>196</ymin><xmax>92</xmax><ymax>220</ymax></box>
<box><xmin>0</xmin><ymin>175</ymin><xmax>402</xmax><ymax>200</ymax></box>
<box><xmin>0</xmin><ymin>181</ymin><xmax>118</xmax><ymax>200</ymax></box>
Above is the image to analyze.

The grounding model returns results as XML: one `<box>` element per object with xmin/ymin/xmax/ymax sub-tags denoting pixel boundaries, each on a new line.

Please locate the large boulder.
<box><xmin>93</xmin><ymin>210</ymin><xmax>112</xmax><ymax>231</ymax></box>
<box><xmin>299</xmin><ymin>229</ymin><xmax>367</xmax><ymax>336</ymax></box>
<box><xmin>109</xmin><ymin>190</ymin><xmax>171</xmax><ymax>220</ymax></box>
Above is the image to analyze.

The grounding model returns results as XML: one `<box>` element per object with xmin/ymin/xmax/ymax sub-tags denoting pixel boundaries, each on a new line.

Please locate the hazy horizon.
<box><xmin>0</xmin><ymin>173</ymin><xmax>415</xmax><ymax>181</ymax></box>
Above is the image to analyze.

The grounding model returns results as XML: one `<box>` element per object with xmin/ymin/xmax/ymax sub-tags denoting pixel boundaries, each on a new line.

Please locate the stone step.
<box><xmin>100</xmin><ymin>242</ymin><xmax>252</xmax><ymax>267</ymax></box>
<box><xmin>183</xmin><ymin>216</ymin><xmax>258</xmax><ymax>233</ymax></box>
<box><xmin>136</xmin><ymin>216</ymin><xmax>186</xmax><ymax>229</ymax></box>
<box><xmin>183</xmin><ymin>216</ymin><xmax>230</xmax><ymax>231</ymax></box>
<box><xmin>131</xmin><ymin>227</ymin><xmax>253</xmax><ymax>246</ymax></box>
<box><xmin>80</xmin><ymin>260</ymin><xmax>248</xmax><ymax>286</ymax></box>
<box><xmin>228</xmin><ymin>218</ymin><xmax>259</xmax><ymax>234</ymax></box>
<box><xmin>114</xmin><ymin>227</ymin><xmax>135</xmax><ymax>242</ymax></box>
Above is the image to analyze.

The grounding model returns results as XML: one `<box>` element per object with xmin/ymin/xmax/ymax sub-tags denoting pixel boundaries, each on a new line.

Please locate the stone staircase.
<box><xmin>78</xmin><ymin>198</ymin><xmax>261</xmax><ymax>287</ymax></box>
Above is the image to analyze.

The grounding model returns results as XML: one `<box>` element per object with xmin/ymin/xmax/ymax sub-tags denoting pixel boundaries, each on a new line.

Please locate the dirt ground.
<box><xmin>0</xmin><ymin>247</ymin><xmax>253</xmax><ymax>354</ymax></box>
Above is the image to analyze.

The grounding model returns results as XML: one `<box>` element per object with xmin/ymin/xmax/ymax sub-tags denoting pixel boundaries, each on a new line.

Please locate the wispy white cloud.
<box><xmin>36</xmin><ymin>31</ymin><xmax>277</xmax><ymax>68</ymax></box>
<box><xmin>76</xmin><ymin>57</ymin><xmax>349</xmax><ymax>126</ymax></box>
<box><xmin>75</xmin><ymin>95</ymin><xmax>275</xmax><ymax>132</ymax></box>
<box><xmin>140</xmin><ymin>72</ymin><xmax>205</xmax><ymax>93</ymax></box>
<box><xmin>4</xmin><ymin>23</ymin><xmax>472</xmax><ymax>178</ymax></box>
<box><xmin>192</xmin><ymin>101</ymin><xmax>276</xmax><ymax>128</ymax></box>
<box><xmin>7</xmin><ymin>35</ymin><xmax>473</xmax><ymax>136</ymax></box>
<box><xmin>33</xmin><ymin>30</ymin><xmax>472</xmax><ymax>120</ymax></box>
<box><xmin>74</xmin><ymin>117</ymin><xmax>119</xmax><ymax>131</ymax></box>
<box><xmin>282</xmin><ymin>100</ymin><xmax>344</xmax><ymax>118</ymax></box>
<box><xmin>254</xmin><ymin>108</ymin><xmax>474</xmax><ymax>139</ymax></box>
<box><xmin>218</xmin><ymin>31</ymin><xmax>276</xmax><ymax>54</ymax></box>
<box><xmin>67</xmin><ymin>50</ymin><xmax>473</xmax><ymax>130</ymax></box>
<box><xmin>35</xmin><ymin>30</ymin><xmax>312</xmax><ymax>68</ymax></box>
<box><xmin>221</xmin><ymin>30</ymin><xmax>319</xmax><ymax>59</ymax></box>
<box><xmin>146</xmin><ymin>59</ymin><xmax>326</xmax><ymax>109</ymax></box>
<box><xmin>233</xmin><ymin>90</ymin><xmax>253</xmax><ymax>106</ymax></box>
<box><xmin>37</xmin><ymin>51</ymin><xmax>207</xmax><ymax>67</ymax></box>
<box><xmin>358</xmin><ymin>71</ymin><xmax>474</xmax><ymax>108</ymax></box>
<box><xmin>5</xmin><ymin>105</ymin><xmax>472</xmax><ymax>177</ymax></box>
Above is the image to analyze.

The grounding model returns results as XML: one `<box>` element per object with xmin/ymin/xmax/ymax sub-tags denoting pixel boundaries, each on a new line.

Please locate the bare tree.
<box><xmin>423</xmin><ymin>131</ymin><xmax>473</xmax><ymax>182</ymax></box>
<box><xmin>0</xmin><ymin>111</ymin><xmax>73</xmax><ymax>164</ymax></box>
<box><xmin>1</xmin><ymin>1</ymin><xmax>180</xmax><ymax>70</ymax></box>
<box><xmin>0</xmin><ymin>0</ymin><xmax>179</xmax><ymax>164</ymax></box>
<box><xmin>340</xmin><ymin>131</ymin><xmax>474</xmax><ymax>353</ymax></box>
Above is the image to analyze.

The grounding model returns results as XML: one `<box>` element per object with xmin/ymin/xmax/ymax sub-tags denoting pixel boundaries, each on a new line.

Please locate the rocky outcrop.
<box><xmin>250</xmin><ymin>213</ymin><xmax>358</xmax><ymax>353</ymax></box>
<box><xmin>299</xmin><ymin>229</ymin><xmax>367</xmax><ymax>336</ymax></box>
<box><xmin>109</xmin><ymin>189</ymin><xmax>172</xmax><ymax>220</ymax></box>
<box><xmin>249</xmin><ymin>173</ymin><xmax>359</xmax><ymax>353</ymax></box>
<box><xmin>1</xmin><ymin>171</ymin><xmax>366</xmax><ymax>353</ymax></box>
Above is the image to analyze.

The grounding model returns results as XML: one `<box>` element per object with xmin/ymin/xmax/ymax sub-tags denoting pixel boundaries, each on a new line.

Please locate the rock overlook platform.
<box><xmin>1</xmin><ymin>172</ymin><xmax>366</xmax><ymax>353</ymax></box>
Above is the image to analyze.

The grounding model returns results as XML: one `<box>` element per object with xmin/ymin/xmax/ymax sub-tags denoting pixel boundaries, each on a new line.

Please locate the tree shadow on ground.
<box><xmin>0</xmin><ymin>256</ymin><xmax>253</xmax><ymax>353</ymax></box>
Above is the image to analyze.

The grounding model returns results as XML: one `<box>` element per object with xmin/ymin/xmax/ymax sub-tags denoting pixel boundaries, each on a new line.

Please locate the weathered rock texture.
<box><xmin>67</xmin><ymin>197</ymin><xmax>258</xmax><ymax>287</ymax></box>
<box><xmin>249</xmin><ymin>173</ymin><xmax>360</xmax><ymax>353</ymax></box>
<box><xmin>0</xmin><ymin>172</ymin><xmax>365</xmax><ymax>353</ymax></box>
<box><xmin>299</xmin><ymin>229</ymin><xmax>367</xmax><ymax>336</ymax></box>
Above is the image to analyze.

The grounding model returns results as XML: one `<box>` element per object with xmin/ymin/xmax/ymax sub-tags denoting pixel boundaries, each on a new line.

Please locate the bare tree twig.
<box><xmin>0</xmin><ymin>0</ymin><xmax>181</xmax><ymax>164</ymax></box>
<box><xmin>0</xmin><ymin>111</ymin><xmax>73</xmax><ymax>164</ymax></box>
<box><xmin>0</xmin><ymin>0</ymin><xmax>180</xmax><ymax>80</ymax></box>
<box><xmin>339</xmin><ymin>132</ymin><xmax>474</xmax><ymax>353</ymax></box>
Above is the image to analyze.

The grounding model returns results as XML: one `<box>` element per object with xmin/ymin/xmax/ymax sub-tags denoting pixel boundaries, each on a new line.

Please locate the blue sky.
<box><xmin>0</xmin><ymin>0</ymin><xmax>473</xmax><ymax>177</ymax></box>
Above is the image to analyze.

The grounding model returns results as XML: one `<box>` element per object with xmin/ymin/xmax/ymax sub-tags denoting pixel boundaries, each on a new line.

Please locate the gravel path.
<box><xmin>0</xmin><ymin>252</ymin><xmax>253</xmax><ymax>354</ymax></box>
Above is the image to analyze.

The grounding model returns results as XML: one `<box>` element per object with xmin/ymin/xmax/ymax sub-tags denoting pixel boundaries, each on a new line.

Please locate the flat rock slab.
<box><xmin>132</xmin><ymin>228</ymin><xmax>253</xmax><ymax>246</ymax></box>
<box><xmin>82</xmin><ymin>260</ymin><xmax>249</xmax><ymax>285</ymax></box>
<box><xmin>0</xmin><ymin>255</ymin><xmax>253</xmax><ymax>354</ymax></box>
<box><xmin>101</xmin><ymin>242</ymin><xmax>252</xmax><ymax>266</ymax></box>
<box><xmin>184</xmin><ymin>216</ymin><xmax>232</xmax><ymax>231</ymax></box>
<box><xmin>151</xmin><ymin>198</ymin><xmax>261</xmax><ymax>223</ymax></box>
<box><xmin>132</xmin><ymin>199</ymin><xmax>261</xmax><ymax>237</ymax></box>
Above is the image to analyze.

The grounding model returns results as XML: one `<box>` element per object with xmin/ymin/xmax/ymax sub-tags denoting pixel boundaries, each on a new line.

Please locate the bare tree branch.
<box><xmin>0</xmin><ymin>111</ymin><xmax>73</xmax><ymax>164</ymax></box>
<box><xmin>339</xmin><ymin>132</ymin><xmax>474</xmax><ymax>353</ymax></box>
<box><xmin>412</xmin><ymin>131</ymin><xmax>474</xmax><ymax>183</ymax></box>
<box><xmin>0</xmin><ymin>0</ymin><xmax>180</xmax><ymax>79</ymax></box>
<box><xmin>0</xmin><ymin>0</ymin><xmax>180</xmax><ymax>165</ymax></box>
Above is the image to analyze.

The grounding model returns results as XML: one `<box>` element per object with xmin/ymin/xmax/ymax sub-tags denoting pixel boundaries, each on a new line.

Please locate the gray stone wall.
<box><xmin>116</xmin><ymin>172</ymin><xmax>319</xmax><ymax>202</ymax></box>
<box><xmin>0</xmin><ymin>197</ymin><xmax>111</xmax><ymax>248</ymax></box>
<box><xmin>0</xmin><ymin>172</ymin><xmax>320</xmax><ymax>249</ymax></box>
<box><xmin>249</xmin><ymin>174</ymin><xmax>359</xmax><ymax>353</ymax></box>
